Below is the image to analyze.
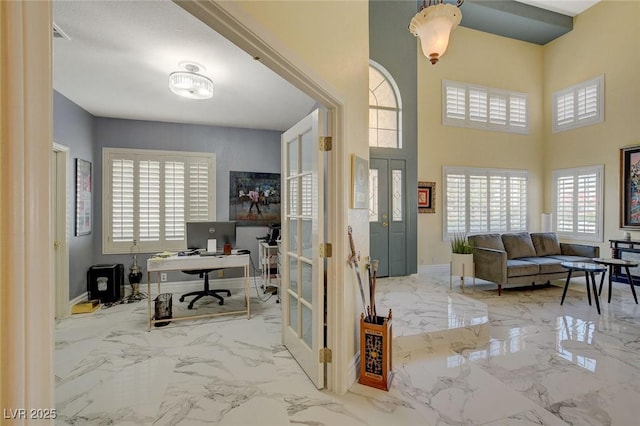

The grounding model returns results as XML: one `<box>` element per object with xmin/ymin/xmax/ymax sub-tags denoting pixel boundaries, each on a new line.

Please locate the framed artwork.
<box><xmin>418</xmin><ymin>181</ymin><xmax>435</xmax><ymax>213</ymax></box>
<box><xmin>229</xmin><ymin>171</ymin><xmax>281</xmax><ymax>226</ymax></box>
<box><xmin>351</xmin><ymin>154</ymin><xmax>369</xmax><ymax>209</ymax></box>
<box><xmin>75</xmin><ymin>158</ymin><xmax>92</xmax><ymax>236</ymax></box>
<box><xmin>621</xmin><ymin>146</ymin><xmax>640</xmax><ymax>228</ymax></box>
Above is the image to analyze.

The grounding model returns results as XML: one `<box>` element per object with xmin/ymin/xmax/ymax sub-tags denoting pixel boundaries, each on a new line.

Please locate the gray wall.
<box><xmin>53</xmin><ymin>91</ymin><xmax>96</xmax><ymax>300</ymax></box>
<box><xmin>54</xmin><ymin>91</ymin><xmax>282</xmax><ymax>299</ymax></box>
<box><xmin>369</xmin><ymin>0</ymin><xmax>418</xmax><ymax>274</ymax></box>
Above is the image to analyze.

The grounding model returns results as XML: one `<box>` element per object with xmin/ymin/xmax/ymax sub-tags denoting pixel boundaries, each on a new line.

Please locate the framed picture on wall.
<box><xmin>75</xmin><ymin>158</ymin><xmax>92</xmax><ymax>236</ymax></box>
<box><xmin>229</xmin><ymin>171</ymin><xmax>281</xmax><ymax>226</ymax></box>
<box><xmin>418</xmin><ymin>181</ymin><xmax>435</xmax><ymax>213</ymax></box>
<box><xmin>621</xmin><ymin>146</ymin><xmax>640</xmax><ymax>228</ymax></box>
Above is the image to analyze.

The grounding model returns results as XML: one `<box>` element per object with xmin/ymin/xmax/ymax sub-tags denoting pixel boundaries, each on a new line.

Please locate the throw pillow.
<box><xmin>531</xmin><ymin>232</ymin><xmax>562</xmax><ymax>256</ymax></box>
<box><xmin>502</xmin><ymin>232</ymin><xmax>537</xmax><ymax>259</ymax></box>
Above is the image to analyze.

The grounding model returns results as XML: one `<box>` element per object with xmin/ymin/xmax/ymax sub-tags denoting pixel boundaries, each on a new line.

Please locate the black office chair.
<box><xmin>179</xmin><ymin>269</ymin><xmax>231</xmax><ymax>309</ymax></box>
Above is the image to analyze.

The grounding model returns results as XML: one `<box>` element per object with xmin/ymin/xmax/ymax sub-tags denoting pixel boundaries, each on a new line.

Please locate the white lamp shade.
<box><xmin>409</xmin><ymin>3</ymin><xmax>462</xmax><ymax>64</ymax></box>
<box><xmin>169</xmin><ymin>71</ymin><xmax>213</xmax><ymax>100</ymax></box>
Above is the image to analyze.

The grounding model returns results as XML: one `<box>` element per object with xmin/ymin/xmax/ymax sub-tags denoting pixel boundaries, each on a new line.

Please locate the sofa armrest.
<box><xmin>560</xmin><ymin>243</ymin><xmax>600</xmax><ymax>258</ymax></box>
<box><xmin>473</xmin><ymin>247</ymin><xmax>507</xmax><ymax>284</ymax></box>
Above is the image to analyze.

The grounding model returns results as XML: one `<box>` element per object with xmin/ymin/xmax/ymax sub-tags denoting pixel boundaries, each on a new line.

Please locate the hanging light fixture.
<box><xmin>168</xmin><ymin>62</ymin><xmax>214</xmax><ymax>100</ymax></box>
<box><xmin>409</xmin><ymin>0</ymin><xmax>463</xmax><ymax>65</ymax></box>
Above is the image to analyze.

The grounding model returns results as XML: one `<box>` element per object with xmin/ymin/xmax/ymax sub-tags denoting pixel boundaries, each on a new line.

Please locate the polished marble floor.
<box><xmin>55</xmin><ymin>268</ymin><xmax>640</xmax><ymax>425</ymax></box>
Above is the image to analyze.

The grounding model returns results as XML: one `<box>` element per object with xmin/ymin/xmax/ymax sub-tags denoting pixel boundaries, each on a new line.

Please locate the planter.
<box><xmin>450</xmin><ymin>253</ymin><xmax>474</xmax><ymax>290</ymax></box>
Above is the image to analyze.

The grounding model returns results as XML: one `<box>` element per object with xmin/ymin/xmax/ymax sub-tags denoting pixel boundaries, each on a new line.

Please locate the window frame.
<box><xmin>552</xmin><ymin>75</ymin><xmax>604</xmax><ymax>133</ymax></box>
<box><xmin>369</xmin><ymin>60</ymin><xmax>403</xmax><ymax>149</ymax></box>
<box><xmin>442</xmin><ymin>166</ymin><xmax>529</xmax><ymax>240</ymax></box>
<box><xmin>552</xmin><ymin>165</ymin><xmax>604</xmax><ymax>242</ymax></box>
<box><xmin>102</xmin><ymin>147</ymin><xmax>216</xmax><ymax>254</ymax></box>
<box><xmin>442</xmin><ymin>80</ymin><xmax>529</xmax><ymax>134</ymax></box>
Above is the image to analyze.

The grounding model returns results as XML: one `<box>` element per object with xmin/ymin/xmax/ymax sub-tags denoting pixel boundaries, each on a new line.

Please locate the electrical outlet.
<box><xmin>160</xmin><ymin>273</ymin><xmax>167</xmax><ymax>282</ymax></box>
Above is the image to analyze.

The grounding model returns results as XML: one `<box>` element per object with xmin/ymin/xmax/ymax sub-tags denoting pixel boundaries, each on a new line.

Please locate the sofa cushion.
<box><xmin>547</xmin><ymin>255</ymin><xmax>593</xmax><ymax>263</ymax></box>
<box><xmin>506</xmin><ymin>259</ymin><xmax>539</xmax><ymax>277</ymax></box>
<box><xmin>531</xmin><ymin>232</ymin><xmax>561</xmax><ymax>256</ymax></box>
<box><xmin>502</xmin><ymin>232</ymin><xmax>537</xmax><ymax>259</ymax></box>
<box><xmin>518</xmin><ymin>257</ymin><xmax>565</xmax><ymax>274</ymax></box>
<box><xmin>469</xmin><ymin>233</ymin><xmax>505</xmax><ymax>251</ymax></box>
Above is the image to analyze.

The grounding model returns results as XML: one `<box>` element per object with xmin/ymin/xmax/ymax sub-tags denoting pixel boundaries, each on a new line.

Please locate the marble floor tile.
<box><xmin>55</xmin><ymin>269</ymin><xmax>640</xmax><ymax>425</ymax></box>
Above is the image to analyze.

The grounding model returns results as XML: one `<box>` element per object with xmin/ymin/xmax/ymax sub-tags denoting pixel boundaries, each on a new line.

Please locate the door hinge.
<box><xmin>319</xmin><ymin>136</ymin><xmax>332</xmax><ymax>151</ymax></box>
<box><xmin>319</xmin><ymin>243</ymin><xmax>332</xmax><ymax>258</ymax></box>
<box><xmin>319</xmin><ymin>347</ymin><xmax>332</xmax><ymax>363</ymax></box>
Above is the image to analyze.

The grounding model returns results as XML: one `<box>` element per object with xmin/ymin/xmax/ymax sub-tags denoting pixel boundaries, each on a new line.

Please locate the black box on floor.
<box><xmin>87</xmin><ymin>264</ymin><xmax>124</xmax><ymax>303</ymax></box>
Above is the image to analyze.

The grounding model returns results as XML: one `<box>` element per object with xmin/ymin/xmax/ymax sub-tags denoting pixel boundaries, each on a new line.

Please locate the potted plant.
<box><xmin>450</xmin><ymin>232</ymin><xmax>474</xmax><ymax>289</ymax></box>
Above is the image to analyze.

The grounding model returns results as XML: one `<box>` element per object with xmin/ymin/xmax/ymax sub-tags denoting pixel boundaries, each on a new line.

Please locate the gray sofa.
<box><xmin>468</xmin><ymin>232</ymin><xmax>599</xmax><ymax>295</ymax></box>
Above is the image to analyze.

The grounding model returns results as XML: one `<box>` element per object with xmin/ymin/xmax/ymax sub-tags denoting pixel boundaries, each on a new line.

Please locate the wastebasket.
<box><xmin>154</xmin><ymin>293</ymin><xmax>172</xmax><ymax>327</ymax></box>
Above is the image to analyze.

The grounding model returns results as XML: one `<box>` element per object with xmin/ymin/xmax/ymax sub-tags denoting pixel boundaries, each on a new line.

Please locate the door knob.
<box><xmin>382</xmin><ymin>222</ymin><xmax>388</xmax><ymax>228</ymax></box>
<box><xmin>53</xmin><ymin>241</ymin><xmax>61</xmax><ymax>249</ymax></box>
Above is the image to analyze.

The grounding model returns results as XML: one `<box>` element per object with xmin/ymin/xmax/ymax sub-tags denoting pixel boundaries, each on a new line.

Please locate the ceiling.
<box><xmin>53</xmin><ymin>0</ymin><xmax>600</xmax><ymax>132</ymax></box>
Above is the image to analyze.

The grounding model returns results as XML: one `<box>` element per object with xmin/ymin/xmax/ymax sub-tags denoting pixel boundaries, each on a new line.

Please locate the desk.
<box><xmin>146</xmin><ymin>254</ymin><xmax>250</xmax><ymax>330</ymax></box>
<box><xmin>560</xmin><ymin>261</ymin><xmax>605</xmax><ymax>315</ymax></box>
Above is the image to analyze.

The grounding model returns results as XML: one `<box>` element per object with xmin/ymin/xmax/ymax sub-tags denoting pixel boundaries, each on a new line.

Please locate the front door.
<box><xmin>369</xmin><ymin>158</ymin><xmax>407</xmax><ymax>277</ymax></box>
<box><xmin>281</xmin><ymin>109</ymin><xmax>326</xmax><ymax>388</ymax></box>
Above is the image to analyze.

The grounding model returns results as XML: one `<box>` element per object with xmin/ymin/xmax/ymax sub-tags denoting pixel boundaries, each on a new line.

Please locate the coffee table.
<box><xmin>560</xmin><ymin>261</ymin><xmax>606</xmax><ymax>314</ymax></box>
<box><xmin>592</xmin><ymin>258</ymin><xmax>639</xmax><ymax>304</ymax></box>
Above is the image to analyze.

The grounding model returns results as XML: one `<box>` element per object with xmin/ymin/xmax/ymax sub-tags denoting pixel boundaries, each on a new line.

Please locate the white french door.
<box><xmin>281</xmin><ymin>109</ymin><xmax>326</xmax><ymax>388</ymax></box>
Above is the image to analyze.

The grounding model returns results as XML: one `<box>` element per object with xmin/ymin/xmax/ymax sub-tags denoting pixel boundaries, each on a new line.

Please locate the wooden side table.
<box><xmin>592</xmin><ymin>258</ymin><xmax>639</xmax><ymax>304</ymax></box>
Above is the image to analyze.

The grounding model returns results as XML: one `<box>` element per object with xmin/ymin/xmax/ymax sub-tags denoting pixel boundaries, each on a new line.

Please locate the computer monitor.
<box><xmin>186</xmin><ymin>221</ymin><xmax>237</xmax><ymax>252</ymax></box>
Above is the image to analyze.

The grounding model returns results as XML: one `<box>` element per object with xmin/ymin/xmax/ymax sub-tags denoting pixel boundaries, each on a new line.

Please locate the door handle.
<box><xmin>53</xmin><ymin>241</ymin><xmax>61</xmax><ymax>249</ymax></box>
<box><xmin>382</xmin><ymin>222</ymin><xmax>388</xmax><ymax>228</ymax></box>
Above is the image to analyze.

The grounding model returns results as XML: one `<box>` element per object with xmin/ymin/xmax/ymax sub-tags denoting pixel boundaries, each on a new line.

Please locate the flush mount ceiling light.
<box><xmin>168</xmin><ymin>62</ymin><xmax>213</xmax><ymax>100</ymax></box>
<box><xmin>409</xmin><ymin>0</ymin><xmax>463</xmax><ymax>65</ymax></box>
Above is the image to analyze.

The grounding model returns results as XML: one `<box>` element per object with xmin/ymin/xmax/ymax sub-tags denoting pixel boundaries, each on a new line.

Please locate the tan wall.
<box><xmin>219</xmin><ymin>0</ymin><xmax>370</xmax><ymax>392</ymax></box>
<box><xmin>417</xmin><ymin>26</ymin><xmax>544</xmax><ymax>265</ymax></box>
<box><xmin>543</xmin><ymin>0</ymin><xmax>640</xmax><ymax>254</ymax></box>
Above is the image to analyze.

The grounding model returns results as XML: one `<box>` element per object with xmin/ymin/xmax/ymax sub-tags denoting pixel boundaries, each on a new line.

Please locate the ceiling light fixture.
<box><xmin>168</xmin><ymin>63</ymin><xmax>213</xmax><ymax>100</ymax></box>
<box><xmin>409</xmin><ymin>0</ymin><xmax>463</xmax><ymax>65</ymax></box>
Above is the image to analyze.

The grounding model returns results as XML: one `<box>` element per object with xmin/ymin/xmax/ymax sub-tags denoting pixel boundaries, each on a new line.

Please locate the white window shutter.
<box><xmin>489</xmin><ymin>95</ymin><xmax>507</xmax><ymax>125</ymax></box>
<box><xmin>489</xmin><ymin>175</ymin><xmax>507</xmax><ymax>231</ymax></box>
<box><xmin>445</xmin><ymin>83</ymin><xmax>466</xmax><ymax>121</ymax></box>
<box><xmin>469</xmin><ymin>88</ymin><xmax>487</xmax><ymax>123</ymax></box>
<box><xmin>445</xmin><ymin>173</ymin><xmax>466</xmax><ymax>234</ymax></box>
<box><xmin>188</xmin><ymin>158</ymin><xmax>210</xmax><ymax>221</ymax></box>
<box><xmin>509</xmin><ymin>176</ymin><xmax>527</xmax><ymax>231</ymax></box>
<box><xmin>165</xmin><ymin>160</ymin><xmax>185</xmax><ymax>241</ymax></box>
<box><xmin>577</xmin><ymin>83</ymin><xmax>599</xmax><ymax>121</ymax></box>
<box><xmin>111</xmin><ymin>158</ymin><xmax>134</xmax><ymax>242</ymax></box>
<box><xmin>139</xmin><ymin>160</ymin><xmax>161</xmax><ymax>241</ymax></box>
<box><xmin>469</xmin><ymin>174</ymin><xmax>488</xmax><ymax>233</ymax></box>
<box><xmin>577</xmin><ymin>172</ymin><xmax>597</xmax><ymax>234</ymax></box>
<box><xmin>509</xmin><ymin>96</ymin><xmax>527</xmax><ymax>128</ymax></box>
<box><xmin>556</xmin><ymin>175</ymin><xmax>575</xmax><ymax>232</ymax></box>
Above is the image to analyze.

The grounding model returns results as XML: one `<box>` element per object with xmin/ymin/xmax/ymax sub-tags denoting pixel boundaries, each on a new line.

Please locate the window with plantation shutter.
<box><xmin>103</xmin><ymin>148</ymin><xmax>216</xmax><ymax>254</ymax></box>
<box><xmin>552</xmin><ymin>75</ymin><xmax>604</xmax><ymax>133</ymax></box>
<box><xmin>443</xmin><ymin>166</ymin><xmax>528</xmax><ymax>239</ymax></box>
<box><xmin>442</xmin><ymin>80</ymin><xmax>528</xmax><ymax>134</ymax></box>
<box><xmin>552</xmin><ymin>165</ymin><xmax>603</xmax><ymax>242</ymax></box>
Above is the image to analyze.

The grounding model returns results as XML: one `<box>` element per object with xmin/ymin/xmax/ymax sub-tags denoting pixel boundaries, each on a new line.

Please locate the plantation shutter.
<box><xmin>553</xmin><ymin>76</ymin><xmax>603</xmax><ymax>133</ymax></box>
<box><xmin>577</xmin><ymin>83</ymin><xmax>599</xmax><ymax>122</ymax></box>
<box><xmin>444</xmin><ymin>167</ymin><xmax>529</xmax><ymax>238</ymax></box>
<box><xmin>509</xmin><ymin>96</ymin><xmax>527</xmax><ymax>128</ymax></box>
<box><xmin>446</xmin><ymin>172</ymin><xmax>466</xmax><ymax>234</ymax></box>
<box><xmin>445</xmin><ymin>83</ymin><xmax>466</xmax><ymax>121</ymax></box>
<box><xmin>188</xmin><ymin>158</ymin><xmax>210</xmax><ymax>221</ymax></box>
<box><xmin>139</xmin><ymin>160</ymin><xmax>161</xmax><ymax>241</ymax></box>
<box><xmin>469</xmin><ymin>88</ymin><xmax>487</xmax><ymax>123</ymax></box>
<box><xmin>489</xmin><ymin>94</ymin><xmax>507</xmax><ymax>125</ymax></box>
<box><xmin>556</xmin><ymin>93</ymin><xmax>575</xmax><ymax>127</ymax></box>
<box><xmin>111</xmin><ymin>158</ymin><xmax>134</xmax><ymax>242</ymax></box>
<box><xmin>577</xmin><ymin>172</ymin><xmax>598</xmax><ymax>234</ymax></box>
<box><xmin>556</xmin><ymin>176</ymin><xmax>574</xmax><ymax>232</ymax></box>
<box><xmin>165</xmin><ymin>160</ymin><xmax>185</xmax><ymax>241</ymax></box>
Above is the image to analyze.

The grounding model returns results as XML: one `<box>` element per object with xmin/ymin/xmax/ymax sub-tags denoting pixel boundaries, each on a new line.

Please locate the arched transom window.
<box><xmin>369</xmin><ymin>61</ymin><xmax>402</xmax><ymax>148</ymax></box>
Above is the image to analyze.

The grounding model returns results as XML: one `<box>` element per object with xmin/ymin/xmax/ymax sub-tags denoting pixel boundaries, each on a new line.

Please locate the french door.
<box><xmin>369</xmin><ymin>157</ymin><xmax>407</xmax><ymax>277</ymax></box>
<box><xmin>280</xmin><ymin>109</ymin><xmax>326</xmax><ymax>388</ymax></box>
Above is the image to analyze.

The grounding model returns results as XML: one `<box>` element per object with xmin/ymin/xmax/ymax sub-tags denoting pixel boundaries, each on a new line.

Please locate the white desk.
<box><xmin>146</xmin><ymin>254</ymin><xmax>250</xmax><ymax>330</ymax></box>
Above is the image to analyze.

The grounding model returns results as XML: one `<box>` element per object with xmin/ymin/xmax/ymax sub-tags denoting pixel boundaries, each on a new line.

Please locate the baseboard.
<box><xmin>70</xmin><ymin>291</ymin><xmax>89</xmax><ymax>306</ymax></box>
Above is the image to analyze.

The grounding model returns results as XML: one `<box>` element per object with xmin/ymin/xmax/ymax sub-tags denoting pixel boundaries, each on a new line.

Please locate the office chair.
<box><xmin>179</xmin><ymin>269</ymin><xmax>231</xmax><ymax>309</ymax></box>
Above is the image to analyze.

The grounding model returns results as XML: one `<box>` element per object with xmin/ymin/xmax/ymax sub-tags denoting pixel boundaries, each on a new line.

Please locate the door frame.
<box><xmin>176</xmin><ymin>1</ymin><xmax>347</xmax><ymax>392</ymax></box>
<box><xmin>53</xmin><ymin>143</ymin><xmax>70</xmax><ymax>319</ymax></box>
